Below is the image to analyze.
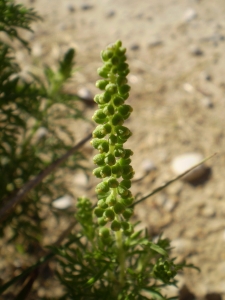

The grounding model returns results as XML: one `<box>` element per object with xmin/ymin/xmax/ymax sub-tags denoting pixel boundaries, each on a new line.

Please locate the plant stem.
<box><xmin>115</xmin><ymin>226</ymin><xmax>125</xmax><ymax>287</ymax></box>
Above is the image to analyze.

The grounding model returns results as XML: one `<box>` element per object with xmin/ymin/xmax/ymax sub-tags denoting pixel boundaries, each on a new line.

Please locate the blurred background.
<box><xmin>5</xmin><ymin>0</ymin><xmax>225</xmax><ymax>298</ymax></box>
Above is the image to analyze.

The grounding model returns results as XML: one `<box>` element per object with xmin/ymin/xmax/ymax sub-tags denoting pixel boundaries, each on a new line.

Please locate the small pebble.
<box><xmin>67</xmin><ymin>4</ymin><xmax>75</xmax><ymax>13</ymax></box>
<box><xmin>77</xmin><ymin>87</ymin><xmax>93</xmax><ymax>103</ymax></box>
<box><xmin>73</xmin><ymin>171</ymin><xmax>88</xmax><ymax>187</ymax></box>
<box><xmin>148</xmin><ymin>39</ymin><xmax>163</xmax><ymax>48</ymax></box>
<box><xmin>200</xmin><ymin>205</ymin><xmax>216</xmax><ymax>218</ymax></box>
<box><xmin>189</xmin><ymin>45</ymin><xmax>204</xmax><ymax>56</ymax></box>
<box><xmin>81</xmin><ymin>4</ymin><xmax>93</xmax><ymax>10</ymax></box>
<box><xmin>201</xmin><ymin>97</ymin><xmax>214</xmax><ymax>108</ymax></box>
<box><xmin>141</xmin><ymin>159</ymin><xmax>156</xmax><ymax>173</ymax></box>
<box><xmin>202</xmin><ymin>72</ymin><xmax>212</xmax><ymax>81</ymax></box>
<box><xmin>32</xmin><ymin>42</ymin><xmax>43</xmax><ymax>57</ymax></box>
<box><xmin>183</xmin><ymin>8</ymin><xmax>197</xmax><ymax>22</ymax></box>
<box><xmin>52</xmin><ymin>195</ymin><xmax>72</xmax><ymax>209</ymax></box>
<box><xmin>106</xmin><ymin>10</ymin><xmax>116</xmax><ymax>18</ymax></box>
<box><xmin>171</xmin><ymin>152</ymin><xmax>207</xmax><ymax>182</ymax></box>
<box><xmin>171</xmin><ymin>239</ymin><xmax>193</xmax><ymax>255</ymax></box>
<box><xmin>183</xmin><ymin>83</ymin><xmax>194</xmax><ymax>93</ymax></box>
<box><xmin>33</xmin><ymin>127</ymin><xmax>48</xmax><ymax>143</ymax></box>
<box><xmin>130</xmin><ymin>43</ymin><xmax>140</xmax><ymax>51</ymax></box>
<box><xmin>128</xmin><ymin>74</ymin><xmax>139</xmax><ymax>84</ymax></box>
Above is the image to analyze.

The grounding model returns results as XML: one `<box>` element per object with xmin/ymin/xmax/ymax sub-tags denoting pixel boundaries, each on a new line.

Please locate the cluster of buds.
<box><xmin>91</xmin><ymin>41</ymin><xmax>134</xmax><ymax>242</ymax></box>
<box><xmin>153</xmin><ymin>258</ymin><xmax>178</xmax><ymax>283</ymax></box>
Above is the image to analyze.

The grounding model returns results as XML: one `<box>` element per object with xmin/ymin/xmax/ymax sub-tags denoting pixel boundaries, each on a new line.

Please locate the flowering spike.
<box><xmin>91</xmin><ymin>41</ymin><xmax>134</xmax><ymax>237</ymax></box>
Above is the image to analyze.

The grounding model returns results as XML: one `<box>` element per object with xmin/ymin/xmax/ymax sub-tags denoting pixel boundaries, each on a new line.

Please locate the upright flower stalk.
<box><xmin>91</xmin><ymin>40</ymin><xmax>134</xmax><ymax>245</ymax></box>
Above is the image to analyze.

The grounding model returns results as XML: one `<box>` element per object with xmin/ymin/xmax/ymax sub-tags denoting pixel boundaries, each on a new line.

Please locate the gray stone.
<box><xmin>201</xmin><ymin>97</ymin><xmax>214</xmax><ymax>108</ymax></box>
<box><xmin>141</xmin><ymin>159</ymin><xmax>156</xmax><ymax>173</ymax></box>
<box><xmin>77</xmin><ymin>87</ymin><xmax>93</xmax><ymax>103</ymax></box>
<box><xmin>148</xmin><ymin>39</ymin><xmax>163</xmax><ymax>48</ymax></box>
<box><xmin>183</xmin><ymin>8</ymin><xmax>197</xmax><ymax>22</ymax></box>
<box><xmin>171</xmin><ymin>152</ymin><xmax>207</xmax><ymax>182</ymax></box>
<box><xmin>189</xmin><ymin>45</ymin><xmax>204</xmax><ymax>56</ymax></box>
<box><xmin>130</xmin><ymin>43</ymin><xmax>140</xmax><ymax>51</ymax></box>
<box><xmin>52</xmin><ymin>195</ymin><xmax>72</xmax><ymax>209</ymax></box>
<box><xmin>67</xmin><ymin>4</ymin><xmax>75</xmax><ymax>13</ymax></box>
<box><xmin>81</xmin><ymin>4</ymin><xmax>94</xmax><ymax>11</ymax></box>
<box><xmin>106</xmin><ymin>10</ymin><xmax>116</xmax><ymax>18</ymax></box>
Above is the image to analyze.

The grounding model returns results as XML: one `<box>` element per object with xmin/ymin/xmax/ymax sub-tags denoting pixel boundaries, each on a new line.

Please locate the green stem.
<box><xmin>115</xmin><ymin>224</ymin><xmax>125</xmax><ymax>286</ymax></box>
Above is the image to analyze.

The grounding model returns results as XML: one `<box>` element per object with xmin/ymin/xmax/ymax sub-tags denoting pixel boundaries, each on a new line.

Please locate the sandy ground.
<box><xmin>11</xmin><ymin>0</ymin><xmax>225</xmax><ymax>298</ymax></box>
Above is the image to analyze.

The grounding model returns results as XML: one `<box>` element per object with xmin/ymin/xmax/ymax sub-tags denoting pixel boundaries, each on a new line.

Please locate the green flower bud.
<box><xmin>118</xmin><ymin>84</ymin><xmax>131</xmax><ymax>95</ymax></box>
<box><xmin>111</xmin><ymin>56</ymin><xmax>119</xmax><ymax>65</ymax></box>
<box><xmin>102</xmin><ymin>165</ymin><xmax>111</xmax><ymax>177</ymax></box>
<box><xmin>122</xmin><ymin>171</ymin><xmax>135</xmax><ymax>180</ymax></box>
<box><xmin>120</xmin><ymin>179</ymin><xmax>131</xmax><ymax>189</ymax></box>
<box><xmin>115</xmin><ymin>125</ymin><xmax>132</xmax><ymax>138</ymax></box>
<box><xmin>94</xmin><ymin>207</ymin><xmax>104</xmax><ymax>217</ymax></box>
<box><xmin>96</xmin><ymin>79</ymin><xmax>109</xmax><ymax>90</ymax></box>
<box><xmin>121</xmin><ymin>92</ymin><xmax>129</xmax><ymax>100</ymax></box>
<box><xmin>93</xmin><ymin>153</ymin><xmax>105</xmax><ymax>166</ymax></box>
<box><xmin>92</xmin><ymin>109</ymin><xmax>108</xmax><ymax>124</ymax></box>
<box><xmin>94</xmin><ymin>94</ymin><xmax>101</xmax><ymax>104</ymax></box>
<box><xmin>106</xmin><ymin>194</ymin><xmax>117</xmax><ymax>206</ymax></box>
<box><xmin>111</xmin><ymin>220</ymin><xmax>121</xmax><ymax>231</ymax></box>
<box><xmin>122</xmin><ymin>165</ymin><xmax>133</xmax><ymax>176</ymax></box>
<box><xmin>97</xmin><ymin>66</ymin><xmax>109</xmax><ymax>78</ymax></box>
<box><xmin>102</xmin><ymin>91</ymin><xmax>111</xmax><ymax>103</ymax></box>
<box><xmin>111</xmin><ymin>66</ymin><xmax>118</xmax><ymax>74</ymax></box>
<box><xmin>116</xmin><ymin>76</ymin><xmax>127</xmax><ymax>86</ymax></box>
<box><xmin>93</xmin><ymin>167</ymin><xmax>103</xmax><ymax>178</ymax></box>
<box><xmin>120</xmin><ymin>197</ymin><xmax>134</xmax><ymax>206</ymax></box>
<box><xmin>118</xmin><ymin>105</ymin><xmax>133</xmax><ymax>117</ymax></box>
<box><xmin>105</xmin><ymin>83</ymin><xmax>117</xmax><ymax>94</ymax></box>
<box><xmin>123</xmin><ymin>149</ymin><xmax>133</xmax><ymax>159</ymax></box>
<box><xmin>108</xmin><ymin>134</ymin><xmax>117</xmax><ymax>145</ymax></box>
<box><xmin>121</xmin><ymin>221</ymin><xmax>130</xmax><ymax>231</ymax></box>
<box><xmin>123</xmin><ymin>225</ymin><xmax>134</xmax><ymax>236</ymax></box>
<box><xmin>117</xmin><ymin>62</ymin><xmax>129</xmax><ymax>72</ymax></box>
<box><xmin>91</xmin><ymin>138</ymin><xmax>103</xmax><ymax>149</ymax></box>
<box><xmin>92</xmin><ymin>115</ymin><xmax>108</xmax><ymax>125</ymax></box>
<box><xmin>114</xmin><ymin>202</ymin><xmax>125</xmax><ymax>214</ymax></box>
<box><xmin>98</xmin><ymin>217</ymin><xmax>108</xmax><ymax>226</ymax></box>
<box><xmin>117</xmin><ymin>185</ymin><xmax>129</xmax><ymax>197</ymax></box>
<box><xmin>96</xmin><ymin>181</ymin><xmax>109</xmax><ymax>194</ymax></box>
<box><xmin>98</xmin><ymin>141</ymin><xmax>109</xmax><ymax>153</ymax></box>
<box><xmin>104</xmin><ymin>208</ymin><xmax>115</xmax><ymax>221</ymax></box>
<box><xmin>119</xmin><ymin>68</ymin><xmax>130</xmax><ymax>77</ymax></box>
<box><xmin>98</xmin><ymin>199</ymin><xmax>108</xmax><ymax>209</ymax></box>
<box><xmin>103</xmin><ymin>123</ymin><xmax>112</xmax><ymax>134</ymax></box>
<box><xmin>104</xmin><ymin>153</ymin><xmax>116</xmax><ymax>166</ymax></box>
<box><xmin>101</xmin><ymin>49</ymin><xmax>113</xmax><ymax>61</ymax></box>
<box><xmin>99</xmin><ymin>227</ymin><xmax>110</xmax><ymax>239</ymax></box>
<box><xmin>117</xmin><ymin>136</ymin><xmax>128</xmax><ymax>144</ymax></box>
<box><xmin>108</xmin><ymin>178</ymin><xmax>119</xmax><ymax>188</ymax></box>
<box><xmin>112</xmin><ymin>95</ymin><xmax>124</xmax><ymax>106</ymax></box>
<box><xmin>104</xmin><ymin>61</ymin><xmax>113</xmax><ymax>71</ymax></box>
<box><xmin>122</xmin><ymin>208</ymin><xmax>133</xmax><ymax>220</ymax></box>
<box><xmin>115</xmin><ymin>40</ymin><xmax>122</xmax><ymax>48</ymax></box>
<box><xmin>114</xmin><ymin>146</ymin><xmax>125</xmax><ymax>157</ymax></box>
<box><xmin>118</xmin><ymin>158</ymin><xmax>132</xmax><ymax>166</ymax></box>
<box><xmin>92</xmin><ymin>125</ymin><xmax>108</xmax><ymax>138</ymax></box>
<box><xmin>103</xmin><ymin>104</ymin><xmax>115</xmax><ymax>116</ymax></box>
<box><xmin>115</xmin><ymin>46</ymin><xmax>126</xmax><ymax>56</ymax></box>
<box><xmin>112</xmin><ymin>113</ymin><xmax>124</xmax><ymax>126</ymax></box>
<box><xmin>111</xmin><ymin>164</ymin><xmax>122</xmax><ymax>176</ymax></box>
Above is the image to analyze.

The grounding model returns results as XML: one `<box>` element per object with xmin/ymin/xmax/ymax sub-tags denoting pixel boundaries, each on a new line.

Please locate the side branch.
<box><xmin>0</xmin><ymin>133</ymin><xmax>92</xmax><ymax>222</ymax></box>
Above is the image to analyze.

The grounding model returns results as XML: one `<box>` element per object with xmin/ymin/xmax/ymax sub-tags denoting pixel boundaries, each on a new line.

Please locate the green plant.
<box><xmin>51</xmin><ymin>41</ymin><xmax>196</xmax><ymax>300</ymax></box>
<box><xmin>0</xmin><ymin>1</ymin><xmax>199</xmax><ymax>298</ymax></box>
<box><xmin>0</xmin><ymin>0</ymin><xmax>87</xmax><ymax>258</ymax></box>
